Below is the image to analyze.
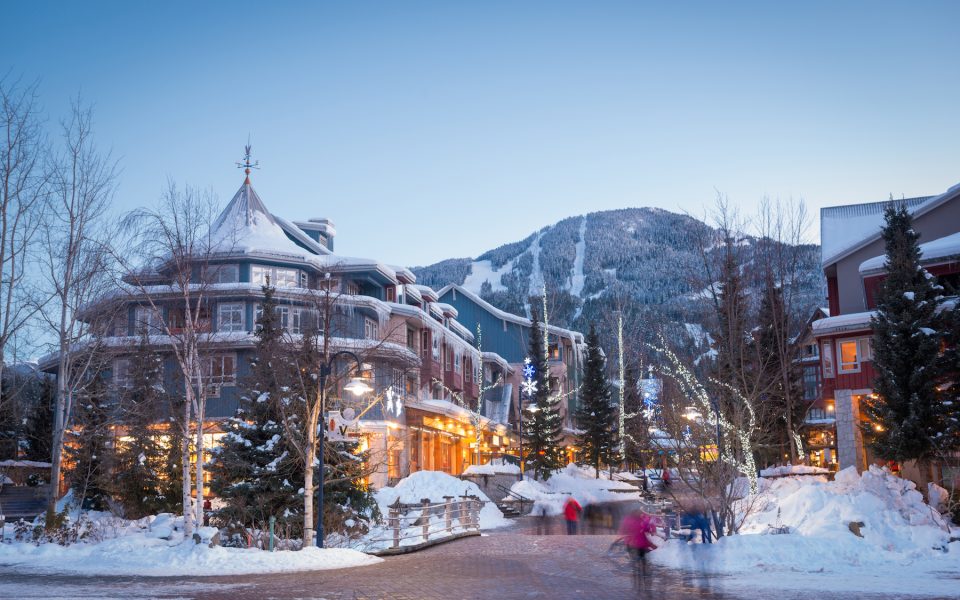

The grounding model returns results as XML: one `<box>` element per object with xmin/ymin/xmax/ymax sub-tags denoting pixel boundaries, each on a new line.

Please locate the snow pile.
<box><xmin>651</xmin><ymin>466</ymin><xmax>959</xmax><ymax>595</ymax></box>
<box><xmin>373</xmin><ymin>470</ymin><xmax>510</xmax><ymax>531</ymax></box>
<box><xmin>510</xmin><ymin>464</ymin><xmax>642</xmax><ymax>515</ymax></box>
<box><xmin>463</xmin><ymin>461</ymin><xmax>520</xmax><ymax>476</ymax></box>
<box><xmin>759</xmin><ymin>464</ymin><xmax>831</xmax><ymax>477</ymax></box>
<box><xmin>0</xmin><ymin>512</ymin><xmax>379</xmax><ymax>576</ymax></box>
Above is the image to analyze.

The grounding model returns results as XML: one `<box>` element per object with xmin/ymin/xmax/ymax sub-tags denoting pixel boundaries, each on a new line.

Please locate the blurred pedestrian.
<box><xmin>619</xmin><ymin>510</ymin><xmax>659</xmax><ymax>587</ymax></box>
<box><xmin>563</xmin><ymin>496</ymin><xmax>582</xmax><ymax>535</ymax></box>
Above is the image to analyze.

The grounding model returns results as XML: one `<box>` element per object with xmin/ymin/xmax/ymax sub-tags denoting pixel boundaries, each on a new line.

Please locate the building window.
<box><xmin>205</xmin><ymin>264</ymin><xmax>239</xmax><ymax>284</ymax></box>
<box><xmin>251</xmin><ymin>265</ymin><xmax>301</xmax><ymax>288</ymax></box>
<box><xmin>838</xmin><ymin>338</ymin><xmax>872</xmax><ymax>373</ymax></box>
<box><xmin>364</xmin><ymin>317</ymin><xmax>379</xmax><ymax>340</ymax></box>
<box><xmin>134</xmin><ymin>306</ymin><xmax>163</xmax><ymax>335</ymax></box>
<box><xmin>406</xmin><ymin>328</ymin><xmax>417</xmax><ymax>350</ymax></box>
<box><xmin>344</xmin><ymin>280</ymin><xmax>361</xmax><ymax>295</ymax></box>
<box><xmin>113</xmin><ymin>358</ymin><xmax>133</xmax><ymax>388</ymax></box>
<box><xmin>432</xmin><ymin>336</ymin><xmax>441</xmax><ymax>361</ymax></box>
<box><xmin>218</xmin><ymin>303</ymin><xmax>245</xmax><ymax>332</ymax></box>
<box><xmin>454</xmin><ymin>351</ymin><xmax>462</xmax><ymax>374</ymax></box>
<box><xmin>822</xmin><ymin>341</ymin><xmax>834</xmax><ymax>379</ymax></box>
<box><xmin>803</xmin><ymin>364</ymin><xmax>819</xmax><ymax>402</ymax></box>
<box><xmin>257</xmin><ymin>304</ymin><xmax>305</xmax><ymax>334</ymax></box>
<box><xmin>198</xmin><ymin>353</ymin><xmax>237</xmax><ymax>397</ymax></box>
<box><xmin>807</xmin><ymin>407</ymin><xmax>827</xmax><ymax>421</ymax></box>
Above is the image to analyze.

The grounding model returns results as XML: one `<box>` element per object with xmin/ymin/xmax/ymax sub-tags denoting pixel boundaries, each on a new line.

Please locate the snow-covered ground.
<box><xmin>651</xmin><ymin>466</ymin><xmax>960</xmax><ymax>596</ymax></box>
<box><xmin>510</xmin><ymin>463</ymin><xmax>642</xmax><ymax>515</ymax></box>
<box><xmin>0</xmin><ymin>514</ymin><xmax>380</xmax><ymax>576</ymax></box>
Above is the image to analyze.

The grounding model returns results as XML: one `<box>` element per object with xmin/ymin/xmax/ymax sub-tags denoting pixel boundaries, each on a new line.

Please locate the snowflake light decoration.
<box><xmin>522</xmin><ymin>358</ymin><xmax>535</xmax><ymax>380</ymax></box>
<box><xmin>520</xmin><ymin>378</ymin><xmax>538</xmax><ymax>398</ymax></box>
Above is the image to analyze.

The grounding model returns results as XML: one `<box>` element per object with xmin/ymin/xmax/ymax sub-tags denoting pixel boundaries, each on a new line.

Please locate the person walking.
<box><xmin>563</xmin><ymin>496</ymin><xmax>582</xmax><ymax>535</ymax></box>
<box><xmin>619</xmin><ymin>510</ymin><xmax>659</xmax><ymax>588</ymax></box>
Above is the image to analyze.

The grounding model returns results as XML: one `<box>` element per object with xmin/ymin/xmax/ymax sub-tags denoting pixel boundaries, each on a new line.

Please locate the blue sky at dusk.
<box><xmin>4</xmin><ymin>1</ymin><xmax>959</xmax><ymax>265</ymax></box>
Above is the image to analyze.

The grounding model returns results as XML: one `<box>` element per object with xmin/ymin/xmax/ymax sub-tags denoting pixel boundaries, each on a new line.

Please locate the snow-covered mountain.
<box><xmin>412</xmin><ymin>207</ymin><xmax>824</xmax><ymax>351</ymax></box>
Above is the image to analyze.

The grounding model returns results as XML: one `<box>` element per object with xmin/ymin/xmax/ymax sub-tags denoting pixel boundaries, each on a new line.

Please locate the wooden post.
<box><xmin>443</xmin><ymin>496</ymin><xmax>454</xmax><ymax>533</ymax></box>
<box><xmin>421</xmin><ymin>498</ymin><xmax>431</xmax><ymax>541</ymax></box>
<box><xmin>459</xmin><ymin>495</ymin><xmax>469</xmax><ymax>531</ymax></box>
<box><xmin>390</xmin><ymin>498</ymin><xmax>401</xmax><ymax>549</ymax></box>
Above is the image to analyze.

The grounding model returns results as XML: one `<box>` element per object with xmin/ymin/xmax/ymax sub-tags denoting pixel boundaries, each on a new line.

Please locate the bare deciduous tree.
<box><xmin>116</xmin><ymin>182</ymin><xmax>220</xmax><ymax>538</ymax></box>
<box><xmin>0</xmin><ymin>76</ymin><xmax>48</xmax><ymax>418</ymax></box>
<box><xmin>41</xmin><ymin>99</ymin><xmax>117</xmax><ymax>520</ymax></box>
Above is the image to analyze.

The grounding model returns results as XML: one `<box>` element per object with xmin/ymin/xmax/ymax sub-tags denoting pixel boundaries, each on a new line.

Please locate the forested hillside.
<box><xmin>412</xmin><ymin>207</ymin><xmax>824</xmax><ymax>355</ymax></box>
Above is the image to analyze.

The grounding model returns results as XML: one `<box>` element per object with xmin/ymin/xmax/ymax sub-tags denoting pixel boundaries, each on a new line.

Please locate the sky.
<box><xmin>3</xmin><ymin>1</ymin><xmax>959</xmax><ymax>266</ymax></box>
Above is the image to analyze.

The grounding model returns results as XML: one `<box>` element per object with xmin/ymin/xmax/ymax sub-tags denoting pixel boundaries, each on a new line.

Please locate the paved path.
<box><xmin>0</xmin><ymin>522</ymin><xmax>950</xmax><ymax>600</ymax></box>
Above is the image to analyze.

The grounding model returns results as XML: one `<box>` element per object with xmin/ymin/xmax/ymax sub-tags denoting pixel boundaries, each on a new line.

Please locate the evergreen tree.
<box><xmin>575</xmin><ymin>325</ymin><xmax>616</xmax><ymax>476</ymax></box>
<box><xmin>23</xmin><ymin>377</ymin><xmax>55</xmax><ymax>463</ymax></box>
<box><xmin>522</xmin><ymin>306</ymin><xmax>564</xmax><ymax>480</ymax></box>
<box><xmin>621</xmin><ymin>367</ymin><xmax>651</xmax><ymax>472</ymax></box>
<box><xmin>755</xmin><ymin>280</ymin><xmax>804</xmax><ymax>463</ymax></box>
<box><xmin>208</xmin><ymin>286</ymin><xmax>304</xmax><ymax>534</ymax></box>
<box><xmin>935</xmin><ymin>301</ymin><xmax>960</xmax><ymax>453</ymax></box>
<box><xmin>112</xmin><ymin>337</ymin><xmax>166</xmax><ymax>518</ymax></box>
<box><xmin>66</xmin><ymin>374</ymin><xmax>114</xmax><ymax>510</ymax></box>
<box><xmin>157</xmin><ymin>415</ymin><xmax>186</xmax><ymax>514</ymax></box>
<box><xmin>863</xmin><ymin>204</ymin><xmax>945</xmax><ymax>467</ymax></box>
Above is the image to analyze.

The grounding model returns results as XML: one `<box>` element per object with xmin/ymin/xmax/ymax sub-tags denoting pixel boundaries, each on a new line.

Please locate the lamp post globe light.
<box><xmin>316</xmin><ymin>350</ymin><xmax>371</xmax><ymax>548</ymax></box>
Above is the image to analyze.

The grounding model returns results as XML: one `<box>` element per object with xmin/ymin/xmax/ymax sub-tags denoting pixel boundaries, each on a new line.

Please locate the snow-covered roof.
<box><xmin>438</xmin><ymin>284</ymin><xmax>585</xmax><ymax>343</ymax></box>
<box><xmin>811</xmin><ymin>311</ymin><xmax>875</xmax><ymax>335</ymax></box>
<box><xmin>859</xmin><ymin>231</ymin><xmax>960</xmax><ymax>275</ymax></box>
<box><xmin>435</xmin><ymin>302</ymin><xmax>458</xmax><ymax>318</ymax></box>
<box><xmin>411</xmin><ymin>284</ymin><xmax>438</xmax><ymax>302</ymax></box>
<box><xmin>403</xmin><ymin>284</ymin><xmax>423</xmax><ymax>303</ymax></box>
<box><xmin>387</xmin><ymin>265</ymin><xmax>417</xmax><ymax>284</ymax></box>
<box><xmin>821</xmin><ymin>181</ymin><xmax>960</xmax><ymax>268</ymax></box>
<box><xmin>210</xmin><ymin>181</ymin><xmax>309</xmax><ymax>258</ymax></box>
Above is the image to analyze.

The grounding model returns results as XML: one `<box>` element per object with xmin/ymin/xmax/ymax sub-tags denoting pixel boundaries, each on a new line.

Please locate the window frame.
<box><xmin>217</xmin><ymin>302</ymin><xmax>245</xmax><ymax>332</ymax></box>
<box><xmin>837</xmin><ymin>337</ymin><xmax>872</xmax><ymax>374</ymax></box>
<box><xmin>821</xmin><ymin>341</ymin><xmax>835</xmax><ymax>379</ymax></box>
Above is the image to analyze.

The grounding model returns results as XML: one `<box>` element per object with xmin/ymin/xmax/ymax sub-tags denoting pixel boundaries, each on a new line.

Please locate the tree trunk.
<box><xmin>194</xmin><ymin>418</ymin><xmax>205</xmax><ymax>529</ymax></box>
<box><xmin>181</xmin><ymin>396</ymin><xmax>193</xmax><ymax>538</ymax></box>
<box><xmin>303</xmin><ymin>423</ymin><xmax>316</xmax><ymax>546</ymax></box>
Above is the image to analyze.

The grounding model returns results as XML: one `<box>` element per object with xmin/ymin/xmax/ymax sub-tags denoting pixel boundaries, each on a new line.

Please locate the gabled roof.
<box><xmin>821</xmin><ymin>180</ymin><xmax>960</xmax><ymax>268</ymax></box>
<box><xmin>438</xmin><ymin>283</ymin><xmax>584</xmax><ymax>343</ymax></box>
<box><xmin>820</xmin><ymin>196</ymin><xmax>933</xmax><ymax>267</ymax></box>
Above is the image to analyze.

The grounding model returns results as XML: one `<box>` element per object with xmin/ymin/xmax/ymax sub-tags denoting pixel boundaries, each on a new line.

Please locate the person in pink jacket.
<box><xmin>618</xmin><ymin>510</ymin><xmax>659</xmax><ymax>583</ymax></box>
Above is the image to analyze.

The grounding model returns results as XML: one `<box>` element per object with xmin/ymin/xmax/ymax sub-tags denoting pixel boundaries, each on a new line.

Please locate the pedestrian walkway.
<box><xmin>1</xmin><ymin>529</ymin><xmax>954</xmax><ymax>599</ymax></box>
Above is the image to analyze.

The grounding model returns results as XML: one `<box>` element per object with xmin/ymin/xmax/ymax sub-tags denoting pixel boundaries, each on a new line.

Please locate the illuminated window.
<box><xmin>838</xmin><ymin>338</ymin><xmax>872</xmax><ymax>373</ymax></box>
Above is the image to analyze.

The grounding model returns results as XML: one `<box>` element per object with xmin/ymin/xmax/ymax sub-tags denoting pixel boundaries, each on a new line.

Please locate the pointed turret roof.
<box><xmin>209</xmin><ymin>179</ymin><xmax>307</xmax><ymax>257</ymax></box>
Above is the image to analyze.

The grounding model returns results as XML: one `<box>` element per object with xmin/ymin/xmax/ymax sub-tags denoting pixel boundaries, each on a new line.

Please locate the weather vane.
<box><xmin>237</xmin><ymin>137</ymin><xmax>260</xmax><ymax>181</ymax></box>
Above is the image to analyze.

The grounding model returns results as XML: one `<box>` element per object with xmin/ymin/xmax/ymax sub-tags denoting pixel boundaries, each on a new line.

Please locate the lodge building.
<box><xmin>811</xmin><ymin>183</ymin><xmax>960</xmax><ymax>488</ymax></box>
<box><xmin>46</xmin><ymin>168</ymin><xmax>584</xmax><ymax>491</ymax></box>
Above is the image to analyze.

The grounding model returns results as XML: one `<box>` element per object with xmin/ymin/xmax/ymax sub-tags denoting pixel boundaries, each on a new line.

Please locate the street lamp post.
<box><xmin>316</xmin><ymin>350</ymin><xmax>372</xmax><ymax>548</ymax></box>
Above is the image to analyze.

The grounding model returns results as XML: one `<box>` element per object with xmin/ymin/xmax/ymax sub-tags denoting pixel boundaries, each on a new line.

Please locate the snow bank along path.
<box><xmin>510</xmin><ymin>464</ymin><xmax>642</xmax><ymax>516</ymax></box>
<box><xmin>0</xmin><ymin>524</ymin><xmax>380</xmax><ymax>576</ymax></box>
<box><xmin>650</xmin><ymin>466</ymin><xmax>960</xmax><ymax>596</ymax></box>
